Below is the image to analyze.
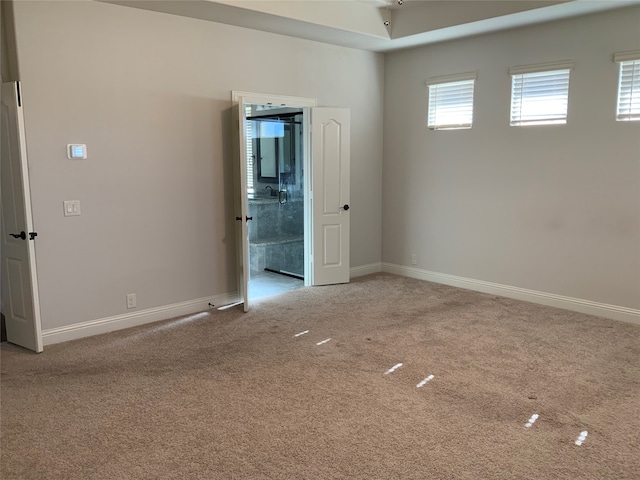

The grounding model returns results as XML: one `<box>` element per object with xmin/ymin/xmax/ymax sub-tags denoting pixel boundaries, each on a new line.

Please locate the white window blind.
<box><xmin>510</xmin><ymin>62</ymin><xmax>572</xmax><ymax>126</ymax></box>
<box><xmin>427</xmin><ymin>73</ymin><xmax>476</xmax><ymax>130</ymax></box>
<box><xmin>615</xmin><ymin>51</ymin><xmax>640</xmax><ymax>122</ymax></box>
<box><xmin>244</xmin><ymin>106</ymin><xmax>254</xmax><ymax>194</ymax></box>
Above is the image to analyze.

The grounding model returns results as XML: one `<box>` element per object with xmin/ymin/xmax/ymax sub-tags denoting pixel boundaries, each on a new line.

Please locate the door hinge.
<box><xmin>16</xmin><ymin>83</ymin><xmax>22</xmax><ymax>107</ymax></box>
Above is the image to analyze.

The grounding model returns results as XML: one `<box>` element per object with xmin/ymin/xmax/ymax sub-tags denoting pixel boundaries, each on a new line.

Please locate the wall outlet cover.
<box><xmin>63</xmin><ymin>200</ymin><xmax>81</xmax><ymax>216</ymax></box>
<box><xmin>126</xmin><ymin>293</ymin><xmax>137</xmax><ymax>309</ymax></box>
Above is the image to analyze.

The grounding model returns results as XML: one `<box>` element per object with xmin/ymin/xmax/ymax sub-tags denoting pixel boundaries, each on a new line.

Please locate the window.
<box><xmin>427</xmin><ymin>72</ymin><xmax>476</xmax><ymax>130</ymax></box>
<box><xmin>244</xmin><ymin>106</ymin><xmax>255</xmax><ymax>194</ymax></box>
<box><xmin>509</xmin><ymin>61</ymin><xmax>573</xmax><ymax>126</ymax></box>
<box><xmin>614</xmin><ymin>51</ymin><xmax>640</xmax><ymax>122</ymax></box>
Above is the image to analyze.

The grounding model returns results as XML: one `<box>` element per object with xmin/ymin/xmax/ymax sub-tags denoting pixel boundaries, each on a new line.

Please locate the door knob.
<box><xmin>10</xmin><ymin>231</ymin><xmax>26</xmax><ymax>240</ymax></box>
<box><xmin>29</xmin><ymin>232</ymin><xmax>38</xmax><ymax>240</ymax></box>
<box><xmin>246</xmin><ymin>216</ymin><xmax>253</xmax><ymax>222</ymax></box>
<box><xmin>342</xmin><ymin>204</ymin><xmax>350</xmax><ymax>211</ymax></box>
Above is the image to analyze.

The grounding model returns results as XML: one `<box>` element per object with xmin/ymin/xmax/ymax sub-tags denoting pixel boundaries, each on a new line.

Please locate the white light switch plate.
<box><xmin>63</xmin><ymin>200</ymin><xmax>81</xmax><ymax>216</ymax></box>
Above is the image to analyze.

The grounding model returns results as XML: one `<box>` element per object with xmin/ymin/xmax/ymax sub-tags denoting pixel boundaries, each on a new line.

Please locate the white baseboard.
<box><xmin>42</xmin><ymin>264</ymin><xmax>638</xmax><ymax>346</ymax></box>
<box><xmin>350</xmin><ymin>262</ymin><xmax>382</xmax><ymax>278</ymax></box>
<box><xmin>382</xmin><ymin>263</ymin><xmax>640</xmax><ymax>325</ymax></box>
<box><xmin>42</xmin><ymin>291</ymin><xmax>240</xmax><ymax>346</ymax></box>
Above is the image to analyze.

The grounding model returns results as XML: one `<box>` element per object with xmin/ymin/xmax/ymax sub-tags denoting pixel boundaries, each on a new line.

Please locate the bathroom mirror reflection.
<box><xmin>248</xmin><ymin>111</ymin><xmax>301</xmax><ymax>188</ymax></box>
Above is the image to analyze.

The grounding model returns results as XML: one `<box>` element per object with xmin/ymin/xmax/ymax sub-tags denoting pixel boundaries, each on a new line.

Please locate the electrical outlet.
<box><xmin>411</xmin><ymin>254</ymin><xmax>417</xmax><ymax>265</ymax></box>
<box><xmin>126</xmin><ymin>293</ymin><xmax>137</xmax><ymax>309</ymax></box>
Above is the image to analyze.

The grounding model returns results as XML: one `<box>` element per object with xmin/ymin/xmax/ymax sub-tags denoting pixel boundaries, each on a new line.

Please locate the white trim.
<box><xmin>614</xmin><ymin>50</ymin><xmax>640</xmax><ymax>63</ymax></box>
<box><xmin>509</xmin><ymin>60</ymin><xmax>574</xmax><ymax>75</ymax></box>
<box><xmin>382</xmin><ymin>263</ymin><xmax>640</xmax><ymax>325</ymax></box>
<box><xmin>42</xmin><ymin>292</ymin><xmax>239</xmax><ymax>346</ymax></box>
<box><xmin>350</xmin><ymin>262</ymin><xmax>382</xmax><ymax>278</ymax></box>
<box><xmin>426</xmin><ymin>71</ymin><xmax>477</xmax><ymax>86</ymax></box>
<box><xmin>231</xmin><ymin>91</ymin><xmax>317</xmax><ymax>108</ymax></box>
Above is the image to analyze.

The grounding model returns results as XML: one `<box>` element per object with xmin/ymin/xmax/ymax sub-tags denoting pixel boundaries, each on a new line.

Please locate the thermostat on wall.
<box><xmin>67</xmin><ymin>144</ymin><xmax>87</xmax><ymax>159</ymax></box>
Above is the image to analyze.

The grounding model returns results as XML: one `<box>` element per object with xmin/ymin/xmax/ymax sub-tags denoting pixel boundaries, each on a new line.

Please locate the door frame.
<box><xmin>232</xmin><ymin>92</ymin><xmax>317</xmax><ymax>303</ymax></box>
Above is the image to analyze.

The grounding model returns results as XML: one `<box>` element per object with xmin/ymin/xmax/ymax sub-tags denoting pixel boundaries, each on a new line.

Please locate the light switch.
<box><xmin>63</xmin><ymin>200</ymin><xmax>81</xmax><ymax>216</ymax></box>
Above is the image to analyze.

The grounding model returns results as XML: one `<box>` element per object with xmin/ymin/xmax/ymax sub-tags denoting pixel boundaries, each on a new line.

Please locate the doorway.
<box><xmin>233</xmin><ymin>91</ymin><xmax>351</xmax><ymax>312</ymax></box>
<box><xmin>244</xmin><ymin>105</ymin><xmax>305</xmax><ymax>301</ymax></box>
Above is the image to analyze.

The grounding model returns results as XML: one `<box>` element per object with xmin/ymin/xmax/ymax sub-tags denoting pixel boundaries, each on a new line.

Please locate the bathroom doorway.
<box><xmin>243</xmin><ymin>104</ymin><xmax>306</xmax><ymax>301</ymax></box>
<box><xmin>233</xmin><ymin>91</ymin><xmax>351</xmax><ymax>311</ymax></box>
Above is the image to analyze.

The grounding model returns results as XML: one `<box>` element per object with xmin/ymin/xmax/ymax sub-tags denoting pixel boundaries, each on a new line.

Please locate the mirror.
<box><xmin>257</xmin><ymin>136</ymin><xmax>278</xmax><ymax>179</ymax></box>
<box><xmin>251</xmin><ymin>114</ymin><xmax>299</xmax><ymax>184</ymax></box>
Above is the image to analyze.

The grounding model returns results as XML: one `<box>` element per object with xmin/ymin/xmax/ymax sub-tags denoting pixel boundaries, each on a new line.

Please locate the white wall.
<box><xmin>11</xmin><ymin>0</ymin><xmax>384</xmax><ymax>331</ymax></box>
<box><xmin>0</xmin><ymin>3</ymin><xmax>6</xmax><ymax>82</ymax></box>
<box><xmin>383</xmin><ymin>7</ymin><xmax>640</xmax><ymax>310</ymax></box>
<box><xmin>0</xmin><ymin>1</ymin><xmax>16</xmax><ymax>82</ymax></box>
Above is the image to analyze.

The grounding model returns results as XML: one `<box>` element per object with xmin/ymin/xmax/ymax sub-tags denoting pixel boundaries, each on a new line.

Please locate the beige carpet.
<box><xmin>2</xmin><ymin>273</ymin><xmax>639</xmax><ymax>479</ymax></box>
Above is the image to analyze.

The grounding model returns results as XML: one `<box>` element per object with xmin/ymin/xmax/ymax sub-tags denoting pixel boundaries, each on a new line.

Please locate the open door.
<box><xmin>232</xmin><ymin>93</ymin><xmax>349</xmax><ymax>308</ymax></box>
<box><xmin>311</xmin><ymin>107</ymin><xmax>350</xmax><ymax>286</ymax></box>
<box><xmin>232</xmin><ymin>102</ymin><xmax>250</xmax><ymax>312</ymax></box>
<box><xmin>1</xmin><ymin>82</ymin><xmax>43</xmax><ymax>352</ymax></box>
<box><xmin>233</xmin><ymin>92</ymin><xmax>317</xmax><ymax>311</ymax></box>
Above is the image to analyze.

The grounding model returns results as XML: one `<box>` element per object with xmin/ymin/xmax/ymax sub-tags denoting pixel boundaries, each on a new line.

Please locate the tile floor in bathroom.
<box><xmin>249</xmin><ymin>269</ymin><xmax>304</xmax><ymax>302</ymax></box>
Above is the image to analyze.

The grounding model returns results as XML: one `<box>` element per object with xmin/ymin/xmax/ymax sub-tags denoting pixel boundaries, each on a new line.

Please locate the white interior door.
<box><xmin>233</xmin><ymin>102</ymin><xmax>250</xmax><ymax>312</ymax></box>
<box><xmin>1</xmin><ymin>82</ymin><xmax>43</xmax><ymax>352</ymax></box>
<box><xmin>311</xmin><ymin>107</ymin><xmax>350</xmax><ymax>286</ymax></box>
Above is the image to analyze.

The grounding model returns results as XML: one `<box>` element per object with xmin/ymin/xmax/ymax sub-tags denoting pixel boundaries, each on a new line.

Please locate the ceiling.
<box><xmin>104</xmin><ymin>0</ymin><xmax>640</xmax><ymax>52</ymax></box>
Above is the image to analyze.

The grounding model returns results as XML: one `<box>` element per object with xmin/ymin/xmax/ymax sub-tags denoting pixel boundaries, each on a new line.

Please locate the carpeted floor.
<box><xmin>1</xmin><ymin>273</ymin><xmax>639</xmax><ymax>479</ymax></box>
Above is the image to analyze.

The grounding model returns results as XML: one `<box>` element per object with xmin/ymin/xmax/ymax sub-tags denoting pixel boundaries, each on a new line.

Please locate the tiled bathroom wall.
<box><xmin>248</xmin><ymin>198</ymin><xmax>304</xmax><ymax>276</ymax></box>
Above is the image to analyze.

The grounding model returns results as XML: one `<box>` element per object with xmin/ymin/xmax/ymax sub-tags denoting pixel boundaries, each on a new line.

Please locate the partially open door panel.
<box><xmin>232</xmin><ymin>101</ymin><xmax>250</xmax><ymax>312</ymax></box>
<box><xmin>311</xmin><ymin>107</ymin><xmax>350</xmax><ymax>286</ymax></box>
<box><xmin>1</xmin><ymin>82</ymin><xmax>43</xmax><ymax>352</ymax></box>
